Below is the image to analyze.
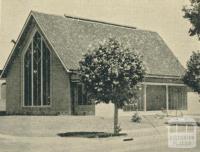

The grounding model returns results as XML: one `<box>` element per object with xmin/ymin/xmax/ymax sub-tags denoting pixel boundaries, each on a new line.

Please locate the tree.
<box><xmin>182</xmin><ymin>1</ymin><xmax>200</xmax><ymax>96</ymax></box>
<box><xmin>183</xmin><ymin>51</ymin><xmax>200</xmax><ymax>94</ymax></box>
<box><xmin>183</xmin><ymin>0</ymin><xmax>200</xmax><ymax>39</ymax></box>
<box><xmin>79</xmin><ymin>38</ymin><xmax>145</xmax><ymax>134</ymax></box>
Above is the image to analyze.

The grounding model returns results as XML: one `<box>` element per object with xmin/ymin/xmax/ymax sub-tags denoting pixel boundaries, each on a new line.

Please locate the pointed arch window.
<box><xmin>24</xmin><ymin>31</ymin><xmax>50</xmax><ymax>106</ymax></box>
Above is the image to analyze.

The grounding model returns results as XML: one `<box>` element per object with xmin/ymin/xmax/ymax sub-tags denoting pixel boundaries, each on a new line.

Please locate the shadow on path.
<box><xmin>57</xmin><ymin>132</ymin><xmax>127</xmax><ymax>138</ymax></box>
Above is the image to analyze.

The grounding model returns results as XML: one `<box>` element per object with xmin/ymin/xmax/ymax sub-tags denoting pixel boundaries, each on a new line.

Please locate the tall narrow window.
<box><xmin>78</xmin><ymin>84</ymin><xmax>83</xmax><ymax>105</ymax></box>
<box><xmin>24</xmin><ymin>31</ymin><xmax>50</xmax><ymax>106</ymax></box>
<box><xmin>77</xmin><ymin>84</ymin><xmax>89</xmax><ymax>105</ymax></box>
<box><xmin>43</xmin><ymin>41</ymin><xmax>51</xmax><ymax>105</ymax></box>
<box><xmin>33</xmin><ymin>32</ymin><xmax>42</xmax><ymax>106</ymax></box>
<box><xmin>24</xmin><ymin>45</ymin><xmax>32</xmax><ymax>106</ymax></box>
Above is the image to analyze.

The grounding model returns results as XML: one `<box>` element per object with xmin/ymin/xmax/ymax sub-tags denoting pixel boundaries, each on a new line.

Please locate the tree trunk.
<box><xmin>114</xmin><ymin>103</ymin><xmax>118</xmax><ymax>135</ymax></box>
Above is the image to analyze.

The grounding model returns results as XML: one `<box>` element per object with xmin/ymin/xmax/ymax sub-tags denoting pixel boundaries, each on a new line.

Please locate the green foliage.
<box><xmin>79</xmin><ymin>37</ymin><xmax>145</xmax><ymax>108</ymax></box>
<box><xmin>183</xmin><ymin>0</ymin><xmax>200</xmax><ymax>39</ymax></box>
<box><xmin>183</xmin><ymin>51</ymin><xmax>200</xmax><ymax>94</ymax></box>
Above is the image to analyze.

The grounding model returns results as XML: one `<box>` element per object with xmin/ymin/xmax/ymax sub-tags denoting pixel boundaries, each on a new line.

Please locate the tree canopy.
<box><xmin>79</xmin><ymin>37</ymin><xmax>145</xmax><ymax>108</ymax></box>
<box><xmin>183</xmin><ymin>51</ymin><xmax>200</xmax><ymax>94</ymax></box>
<box><xmin>79</xmin><ymin>37</ymin><xmax>145</xmax><ymax>134</ymax></box>
<box><xmin>183</xmin><ymin>0</ymin><xmax>200</xmax><ymax>39</ymax></box>
<box><xmin>182</xmin><ymin>0</ymin><xmax>200</xmax><ymax>94</ymax></box>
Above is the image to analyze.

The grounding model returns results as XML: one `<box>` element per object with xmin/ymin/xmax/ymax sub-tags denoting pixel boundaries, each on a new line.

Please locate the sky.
<box><xmin>0</xmin><ymin>0</ymin><xmax>200</xmax><ymax>69</ymax></box>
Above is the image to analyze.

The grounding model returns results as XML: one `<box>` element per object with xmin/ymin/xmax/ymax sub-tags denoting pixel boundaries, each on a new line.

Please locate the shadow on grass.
<box><xmin>57</xmin><ymin>132</ymin><xmax>127</xmax><ymax>138</ymax></box>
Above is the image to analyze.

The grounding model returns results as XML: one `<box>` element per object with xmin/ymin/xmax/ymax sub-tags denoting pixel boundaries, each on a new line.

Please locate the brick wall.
<box><xmin>6</xmin><ymin>48</ymin><xmax>22</xmax><ymax>114</ymax></box>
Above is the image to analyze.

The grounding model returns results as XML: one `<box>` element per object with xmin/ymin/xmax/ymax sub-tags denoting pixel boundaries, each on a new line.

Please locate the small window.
<box><xmin>77</xmin><ymin>84</ymin><xmax>89</xmax><ymax>105</ymax></box>
<box><xmin>1</xmin><ymin>83</ymin><xmax>6</xmax><ymax>100</ymax></box>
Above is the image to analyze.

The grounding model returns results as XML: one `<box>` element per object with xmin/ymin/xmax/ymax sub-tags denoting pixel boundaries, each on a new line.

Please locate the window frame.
<box><xmin>0</xmin><ymin>82</ymin><xmax>6</xmax><ymax>100</ymax></box>
<box><xmin>77</xmin><ymin>83</ymin><xmax>90</xmax><ymax>105</ymax></box>
<box><xmin>22</xmin><ymin>29</ymin><xmax>51</xmax><ymax>107</ymax></box>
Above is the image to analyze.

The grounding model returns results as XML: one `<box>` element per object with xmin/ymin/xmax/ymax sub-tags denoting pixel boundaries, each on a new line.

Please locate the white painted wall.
<box><xmin>95</xmin><ymin>102</ymin><xmax>135</xmax><ymax>117</ymax></box>
<box><xmin>186</xmin><ymin>92</ymin><xmax>200</xmax><ymax>115</ymax></box>
<box><xmin>95</xmin><ymin>102</ymin><xmax>114</xmax><ymax>117</ymax></box>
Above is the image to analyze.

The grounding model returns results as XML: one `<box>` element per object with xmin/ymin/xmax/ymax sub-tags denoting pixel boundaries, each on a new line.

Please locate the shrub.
<box><xmin>131</xmin><ymin>112</ymin><xmax>142</xmax><ymax>123</ymax></box>
<box><xmin>115</xmin><ymin>124</ymin><xmax>122</xmax><ymax>134</ymax></box>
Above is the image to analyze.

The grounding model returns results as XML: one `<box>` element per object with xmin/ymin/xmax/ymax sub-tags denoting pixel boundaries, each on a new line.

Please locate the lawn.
<box><xmin>0</xmin><ymin>115</ymin><xmax>199</xmax><ymax>152</ymax></box>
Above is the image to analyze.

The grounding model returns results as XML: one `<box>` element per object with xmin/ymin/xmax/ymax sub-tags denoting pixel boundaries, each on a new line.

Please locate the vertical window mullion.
<box><xmin>31</xmin><ymin>39</ymin><xmax>34</xmax><ymax>106</ymax></box>
<box><xmin>42</xmin><ymin>41</ymin><xmax>51</xmax><ymax>106</ymax></box>
<box><xmin>41</xmin><ymin>37</ymin><xmax>43</xmax><ymax>106</ymax></box>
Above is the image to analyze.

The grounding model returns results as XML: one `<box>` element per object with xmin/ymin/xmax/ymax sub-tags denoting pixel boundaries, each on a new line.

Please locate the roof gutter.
<box><xmin>145</xmin><ymin>74</ymin><xmax>182</xmax><ymax>79</ymax></box>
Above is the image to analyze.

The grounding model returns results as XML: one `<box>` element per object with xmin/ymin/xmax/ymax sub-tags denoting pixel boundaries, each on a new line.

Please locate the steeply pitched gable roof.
<box><xmin>1</xmin><ymin>11</ymin><xmax>185</xmax><ymax>78</ymax></box>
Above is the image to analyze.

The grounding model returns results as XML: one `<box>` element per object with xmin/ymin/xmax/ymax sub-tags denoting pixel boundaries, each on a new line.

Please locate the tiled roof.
<box><xmin>2</xmin><ymin>11</ymin><xmax>186</xmax><ymax>77</ymax></box>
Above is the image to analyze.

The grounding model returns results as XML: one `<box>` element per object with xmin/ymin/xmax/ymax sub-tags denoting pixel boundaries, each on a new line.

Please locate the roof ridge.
<box><xmin>63</xmin><ymin>14</ymin><xmax>137</xmax><ymax>30</ymax></box>
<box><xmin>31</xmin><ymin>10</ymin><xmax>159</xmax><ymax>32</ymax></box>
<box><xmin>31</xmin><ymin>10</ymin><xmax>138</xmax><ymax>30</ymax></box>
